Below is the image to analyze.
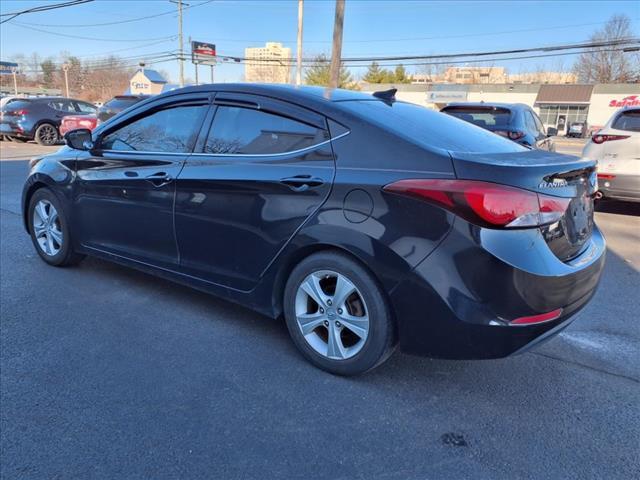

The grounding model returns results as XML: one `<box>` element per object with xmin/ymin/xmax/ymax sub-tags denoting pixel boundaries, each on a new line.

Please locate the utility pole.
<box><xmin>62</xmin><ymin>63</ymin><xmax>70</xmax><ymax>97</ymax></box>
<box><xmin>296</xmin><ymin>0</ymin><xmax>303</xmax><ymax>85</ymax></box>
<box><xmin>210</xmin><ymin>65</ymin><xmax>214</xmax><ymax>83</ymax></box>
<box><xmin>10</xmin><ymin>66</ymin><xmax>18</xmax><ymax>95</ymax></box>
<box><xmin>170</xmin><ymin>0</ymin><xmax>187</xmax><ymax>87</ymax></box>
<box><xmin>329</xmin><ymin>0</ymin><xmax>345</xmax><ymax>89</ymax></box>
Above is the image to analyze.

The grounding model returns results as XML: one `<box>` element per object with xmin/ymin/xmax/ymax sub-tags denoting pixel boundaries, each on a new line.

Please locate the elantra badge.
<box><xmin>538</xmin><ymin>178</ymin><xmax>568</xmax><ymax>189</ymax></box>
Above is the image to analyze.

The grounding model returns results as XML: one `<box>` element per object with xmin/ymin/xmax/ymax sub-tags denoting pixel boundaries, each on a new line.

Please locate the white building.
<box><xmin>360</xmin><ymin>83</ymin><xmax>640</xmax><ymax>134</ymax></box>
<box><xmin>245</xmin><ymin>42</ymin><xmax>292</xmax><ymax>84</ymax></box>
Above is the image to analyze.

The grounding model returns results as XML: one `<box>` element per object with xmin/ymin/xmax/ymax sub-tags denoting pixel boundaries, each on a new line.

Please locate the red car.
<box><xmin>59</xmin><ymin>114</ymin><xmax>98</xmax><ymax>136</ymax></box>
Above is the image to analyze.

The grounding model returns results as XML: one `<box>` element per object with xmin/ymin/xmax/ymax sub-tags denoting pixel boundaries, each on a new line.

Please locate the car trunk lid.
<box><xmin>450</xmin><ymin>149</ymin><xmax>597</xmax><ymax>262</ymax></box>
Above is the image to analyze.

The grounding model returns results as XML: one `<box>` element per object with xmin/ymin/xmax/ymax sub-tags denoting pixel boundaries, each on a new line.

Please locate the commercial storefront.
<box><xmin>361</xmin><ymin>82</ymin><xmax>640</xmax><ymax>135</ymax></box>
<box><xmin>534</xmin><ymin>84</ymin><xmax>593</xmax><ymax>134</ymax></box>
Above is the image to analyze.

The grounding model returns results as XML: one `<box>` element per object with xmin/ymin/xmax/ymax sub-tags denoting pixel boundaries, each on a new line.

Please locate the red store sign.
<box><xmin>609</xmin><ymin>95</ymin><xmax>640</xmax><ymax>108</ymax></box>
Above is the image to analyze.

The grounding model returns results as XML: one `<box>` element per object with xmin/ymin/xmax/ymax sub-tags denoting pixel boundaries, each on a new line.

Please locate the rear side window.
<box><xmin>524</xmin><ymin>111</ymin><xmax>538</xmax><ymax>133</ymax></box>
<box><xmin>101</xmin><ymin>105</ymin><xmax>207</xmax><ymax>153</ymax></box>
<box><xmin>204</xmin><ymin>106</ymin><xmax>328</xmax><ymax>155</ymax></box>
<box><xmin>612</xmin><ymin>110</ymin><xmax>640</xmax><ymax>132</ymax></box>
<box><xmin>47</xmin><ymin>100</ymin><xmax>76</xmax><ymax>112</ymax></box>
<box><xmin>441</xmin><ymin>106</ymin><xmax>512</xmax><ymax>129</ymax></box>
<box><xmin>342</xmin><ymin>101</ymin><xmax>526</xmax><ymax>153</ymax></box>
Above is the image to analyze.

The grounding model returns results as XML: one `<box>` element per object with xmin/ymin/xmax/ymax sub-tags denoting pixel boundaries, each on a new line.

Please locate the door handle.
<box><xmin>146</xmin><ymin>171</ymin><xmax>173</xmax><ymax>187</ymax></box>
<box><xmin>280</xmin><ymin>175</ymin><xmax>324</xmax><ymax>191</ymax></box>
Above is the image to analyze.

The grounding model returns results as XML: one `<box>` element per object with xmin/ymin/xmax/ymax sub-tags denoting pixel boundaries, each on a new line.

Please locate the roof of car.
<box><xmin>442</xmin><ymin>102</ymin><xmax>530</xmax><ymax>110</ymax></box>
<box><xmin>161</xmin><ymin>83</ymin><xmax>376</xmax><ymax>104</ymax></box>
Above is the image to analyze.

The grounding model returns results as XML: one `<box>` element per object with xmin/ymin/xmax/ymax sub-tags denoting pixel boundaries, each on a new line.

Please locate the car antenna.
<box><xmin>372</xmin><ymin>88</ymin><xmax>397</xmax><ymax>103</ymax></box>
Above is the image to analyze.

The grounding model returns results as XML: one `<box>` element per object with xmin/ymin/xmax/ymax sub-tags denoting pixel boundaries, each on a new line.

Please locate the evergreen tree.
<box><xmin>304</xmin><ymin>54</ymin><xmax>358</xmax><ymax>89</ymax></box>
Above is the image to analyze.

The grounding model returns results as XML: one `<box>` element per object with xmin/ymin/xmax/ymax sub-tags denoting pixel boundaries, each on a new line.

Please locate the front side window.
<box><xmin>101</xmin><ymin>104</ymin><xmax>207</xmax><ymax>153</ymax></box>
<box><xmin>204</xmin><ymin>106</ymin><xmax>328</xmax><ymax>155</ymax></box>
<box><xmin>612</xmin><ymin>110</ymin><xmax>640</xmax><ymax>132</ymax></box>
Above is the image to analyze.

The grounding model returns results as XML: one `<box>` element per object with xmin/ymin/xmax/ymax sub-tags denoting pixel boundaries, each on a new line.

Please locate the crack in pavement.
<box><xmin>531</xmin><ymin>351</ymin><xmax>639</xmax><ymax>384</ymax></box>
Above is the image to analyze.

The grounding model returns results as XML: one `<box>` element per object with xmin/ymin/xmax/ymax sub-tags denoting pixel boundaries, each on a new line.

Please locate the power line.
<box><xmin>224</xmin><ymin>37</ymin><xmax>639</xmax><ymax>65</ymax></box>
<box><xmin>7</xmin><ymin>22</ymin><xmax>177</xmax><ymax>42</ymax></box>
<box><xmin>72</xmin><ymin>39</ymin><xmax>178</xmax><ymax>59</ymax></box>
<box><xmin>0</xmin><ymin>0</ymin><xmax>93</xmax><ymax>24</ymax></box>
<box><xmin>11</xmin><ymin>0</ymin><xmax>215</xmax><ymax>28</ymax></box>
<box><xmin>169</xmin><ymin>19</ymin><xmax>640</xmax><ymax>45</ymax></box>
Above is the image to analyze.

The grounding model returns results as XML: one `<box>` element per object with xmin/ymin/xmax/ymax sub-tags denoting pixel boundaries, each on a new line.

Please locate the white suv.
<box><xmin>582</xmin><ymin>107</ymin><xmax>640</xmax><ymax>203</ymax></box>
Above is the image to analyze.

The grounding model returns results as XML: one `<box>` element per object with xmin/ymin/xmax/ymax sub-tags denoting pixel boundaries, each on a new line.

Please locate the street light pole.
<box><xmin>329</xmin><ymin>0</ymin><xmax>345</xmax><ymax>89</ymax></box>
<box><xmin>62</xmin><ymin>63</ymin><xmax>70</xmax><ymax>97</ymax></box>
<box><xmin>11</xmin><ymin>66</ymin><xmax>18</xmax><ymax>95</ymax></box>
<box><xmin>296</xmin><ymin>0</ymin><xmax>304</xmax><ymax>85</ymax></box>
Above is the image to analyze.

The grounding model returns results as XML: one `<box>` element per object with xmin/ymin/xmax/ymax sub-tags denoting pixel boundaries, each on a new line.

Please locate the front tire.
<box><xmin>284</xmin><ymin>251</ymin><xmax>395</xmax><ymax>376</ymax></box>
<box><xmin>28</xmin><ymin>188</ymin><xmax>84</xmax><ymax>266</ymax></box>
<box><xmin>34</xmin><ymin>123</ymin><xmax>59</xmax><ymax>146</ymax></box>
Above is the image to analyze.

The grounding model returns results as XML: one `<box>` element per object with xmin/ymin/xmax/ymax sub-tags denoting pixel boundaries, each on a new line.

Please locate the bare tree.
<box><xmin>573</xmin><ymin>14</ymin><xmax>639</xmax><ymax>83</ymax></box>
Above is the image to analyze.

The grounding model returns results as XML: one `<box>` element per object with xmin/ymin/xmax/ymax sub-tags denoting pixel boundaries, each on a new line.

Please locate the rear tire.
<box><xmin>284</xmin><ymin>251</ymin><xmax>396</xmax><ymax>376</ymax></box>
<box><xmin>28</xmin><ymin>188</ymin><xmax>84</xmax><ymax>267</ymax></box>
<box><xmin>35</xmin><ymin>123</ymin><xmax>58</xmax><ymax>146</ymax></box>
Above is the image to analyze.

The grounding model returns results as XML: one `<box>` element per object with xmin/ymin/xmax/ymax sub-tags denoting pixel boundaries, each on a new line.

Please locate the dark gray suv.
<box><xmin>0</xmin><ymin>97</ymin><xmax>96</xmax><ymax>145</ymax></box>
<box><xmin>441</xmin><ymin>102</ymin><xmax>555</xmax><ymax>151</ymax></box>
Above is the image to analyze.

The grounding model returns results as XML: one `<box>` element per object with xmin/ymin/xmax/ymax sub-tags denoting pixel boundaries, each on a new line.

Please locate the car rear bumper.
<box><xmin>389</xmin><ymin>219</ymin><xmax>606</xmax><ymax>359</ymax></box>
<box><xmin>0</xmin><ymin>122</ymin><xmax>25</xmax><ymax>136</ymax></box>
<box><xmin>598</xmin><ymin>172</ymin><xmax>640</xmax><ymax>202</ymax></box>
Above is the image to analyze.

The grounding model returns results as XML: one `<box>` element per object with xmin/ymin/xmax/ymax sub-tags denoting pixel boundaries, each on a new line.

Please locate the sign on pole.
<box><xmin>191</xmin><ymin>41</ymin><xmax>217</xmax><ymax>65</ymax></box>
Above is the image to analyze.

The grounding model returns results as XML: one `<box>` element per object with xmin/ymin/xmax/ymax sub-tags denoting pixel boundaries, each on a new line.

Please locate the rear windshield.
<box><xmin>612</xmin><ymin>110</ymin><xmax>640</xmax><ymax>132</ymax></box>
<box><xmin>1</xmin><ymin>99</ymin><xmax>31</xmax><ymax>111</ymax></box>
<box><xmin>104</xmin><ymin>97</ymin><xmax>143</xmax><ymax>110</ymax></box>
<box><xmin>340</xmin><ymin>100</ymin><xmax>526</xmax><ymax>154</ymax></box>
<box><xmin>441</xmin><ymin>106</ymin><xmax>512</xmax><ymax>129</ymax></box>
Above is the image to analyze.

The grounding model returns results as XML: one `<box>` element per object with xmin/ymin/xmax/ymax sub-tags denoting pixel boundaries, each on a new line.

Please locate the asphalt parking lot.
<box><xmin>1</xmin><ymin>140</ymin><xmax>638</xmax><ymax>479</ymax></box>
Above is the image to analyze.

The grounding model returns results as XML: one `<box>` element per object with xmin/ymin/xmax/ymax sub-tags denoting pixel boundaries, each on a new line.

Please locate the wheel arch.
<box><xmin>264</xmin><ymin>225</ymin><xmax>414</xmax><ymax>321</ymax></box>
<box><xmin>22</xmin><ymin>175</ymin><xmax>58</xmax><ymax>232</ymax></box>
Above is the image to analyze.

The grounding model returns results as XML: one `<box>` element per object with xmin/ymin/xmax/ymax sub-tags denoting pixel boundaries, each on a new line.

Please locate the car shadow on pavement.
<box><xmin>595</xmin><ymin>200</ymin><xmax>640</xmax><ymax>216</ymax></box>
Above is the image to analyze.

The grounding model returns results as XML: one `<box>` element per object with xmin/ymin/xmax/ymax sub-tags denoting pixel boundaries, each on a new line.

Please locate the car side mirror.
<box><xmin>546</xmin><ymin>127</ymin><xmax>557</xmax><ymax>137</ymax></box>
<box><xmin>64</xmin><ymin>128</ymin><xmax>94</xmax><ymax>151</ymax></box>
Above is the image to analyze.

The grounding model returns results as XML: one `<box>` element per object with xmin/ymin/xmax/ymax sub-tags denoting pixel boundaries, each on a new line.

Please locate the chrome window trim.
<box><xmin>99</xmin><ymin>131</ymin><xmax>350</xmax><ymax>158</ymax></box>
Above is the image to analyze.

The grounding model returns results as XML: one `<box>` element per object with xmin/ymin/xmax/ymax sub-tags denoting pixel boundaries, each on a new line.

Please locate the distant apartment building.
<box><xmin>508</xmin><ymin>71</ymin><xmax>577</xmax><ymax>84</ymax></box>
<box><xmin>443</xmin><ymin>67</ymin><xmax>507</xmax><ymax>84</ymax></box>
<box><xmin>411</xmin><ymin>67</ymin><xmax>577</xmax><ymax>85</ymax></box>
<box><xmin>244</xmin><ymin>42</ymin><xmax>292</xmax><ymax>84</ymax></box>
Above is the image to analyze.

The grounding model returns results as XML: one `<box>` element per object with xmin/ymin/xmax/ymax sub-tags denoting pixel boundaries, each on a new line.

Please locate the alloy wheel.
<box><xmin>38</xmin><ymin>125</ymin><xmax>57</xmax><ymax>145</ymax></box>
<box><xmin>32</xmin><ymin>200</ymin><xmax>63</xmax><ymax>256</ymax></box>
<box><xmin>294</xmin><ymin>270</ymin><xmax>370</xmax><ymax>360</ymax></box>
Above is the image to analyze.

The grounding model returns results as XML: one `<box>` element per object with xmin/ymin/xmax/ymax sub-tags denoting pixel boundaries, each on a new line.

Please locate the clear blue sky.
<box><xmin>1</xmin><ymin>0</ymin><xmax>638</xmax><ymax>83</ymax></box>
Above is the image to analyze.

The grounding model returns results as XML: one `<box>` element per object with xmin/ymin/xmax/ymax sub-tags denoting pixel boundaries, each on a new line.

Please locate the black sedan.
<box><xmin>22</xmin><ymin>85</ymin><xmax>605</xmax><ymax>375</ymax></box>
<box><xmin>0</xmin><ymin>96</ymin><xmax>96</xmax><ymax>145</ymax></box>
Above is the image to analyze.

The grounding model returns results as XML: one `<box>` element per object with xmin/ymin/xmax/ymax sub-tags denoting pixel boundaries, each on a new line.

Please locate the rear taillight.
<box><xmin>7</xmin><ymin>109</ymin><xmax>28</xmax><ymax>116</ymax></box>
<box><xmin>592</xmin><ymin>134</ymin><xmax>629</xmax><ymax>144</ymax></box>
<box><xmin>510</xmin><ymin>308</ymin><xmax>563</xmax><ymax>326</ymax></box>
<box><xmin>508</xmin><ymin>131</ymin><xmax>525</xmax><ymax>140</ymax></box>
<box><xmin>383</xmin><ymin>179</ymin><xmax>571</xmax><ymax>229</ymax></box>
<box><xmin>597</xmin><ymin>173</ymin><xmax>616</xmax><ymax>180</ymax></box>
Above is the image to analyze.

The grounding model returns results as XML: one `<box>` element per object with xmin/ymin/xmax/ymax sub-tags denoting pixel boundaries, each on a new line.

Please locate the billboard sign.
<box><xmin>191</xmin><ymin>41</ymin><xmax>216</xmax><ymax>65</ymax></box>
<box><xmin>0</xmin><ymin>61</ymin><xmax>19</xmax><ymax>75</ymax></box>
